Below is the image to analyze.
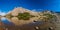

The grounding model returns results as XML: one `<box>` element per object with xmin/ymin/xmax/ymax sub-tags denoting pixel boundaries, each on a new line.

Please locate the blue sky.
<box><xmin>0</xmin><ymin>0</ymin><xmax>60</xmax><ymax>15</ymax></box>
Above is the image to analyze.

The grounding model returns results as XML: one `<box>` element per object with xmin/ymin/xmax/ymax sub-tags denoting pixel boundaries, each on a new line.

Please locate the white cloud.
<box><xmin>0</xmin><ymin>11</ymin><xmax>6</xmax><ymax>16</ymax></box>
<box><xmin>32</xmin><ymin>9</ymin><xmax>37</xmax><ymax>12</ymax></box>
<box><xmin>31</xmin><ymin>9</ymin><xmax>43</xmax><ymax>12</ymax></box>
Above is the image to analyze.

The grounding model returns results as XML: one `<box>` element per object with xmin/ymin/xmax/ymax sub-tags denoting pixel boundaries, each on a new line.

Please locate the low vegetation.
<box><xmin>17</xmin><ymin>12</ymin><xmax>35</xmax><ymax>20</ymax></box>
<box><xmin>40</xmin><ymin>13</ymin><xmax>56</xmax><ymax>21</ymax></box>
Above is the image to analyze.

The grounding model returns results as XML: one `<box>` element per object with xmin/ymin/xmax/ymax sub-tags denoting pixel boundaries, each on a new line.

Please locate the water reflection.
<box><xmin>1</xmin><ymin>17</ymin><xmax>15</xmax><ymax>25</ymax></box>
<box><xmin>0</xmin><ymin>17</ymin><xmax>55</xmax><ymax>30</ymax></box>
<box><xmin>0</xmin><ymin>17</ymin><xmax>15</xmax><ymax>30</ymax></box>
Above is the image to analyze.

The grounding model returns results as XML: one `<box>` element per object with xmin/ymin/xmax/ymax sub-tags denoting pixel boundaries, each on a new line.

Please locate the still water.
<box><xmin>0</xmin><ymin>17</ymin><xmax>52</xmax><ymax>30</ymax></box>
<box><xmin>0</xmin><ymin>17</ymin><xmax>15</xmax><ymax>25</ymax></box>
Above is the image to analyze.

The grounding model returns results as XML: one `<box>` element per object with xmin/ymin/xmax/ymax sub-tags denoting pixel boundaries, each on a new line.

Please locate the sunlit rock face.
<box><xmin>11</xmin><ymin>8</ymin><xmax>19</xmax><ymax>16</ymax></box>
<box><xmin>11</xmin><ymin>7</ymin><xmax>39</xmax><ymax>16</ymax></box>
<box><xmin>11</xmin><ymin>7</ymin><xmax>27</xmax><ymax>16</ymax></box>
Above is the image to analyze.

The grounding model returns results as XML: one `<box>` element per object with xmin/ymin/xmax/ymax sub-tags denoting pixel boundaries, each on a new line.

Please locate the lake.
<box><xmin>0</xmin><ymin>17</ymin><xmax>54</xmax><ymax>30</ymax></box>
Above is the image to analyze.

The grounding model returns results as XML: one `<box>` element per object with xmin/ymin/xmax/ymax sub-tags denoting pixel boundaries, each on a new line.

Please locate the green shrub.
<box><xmin>17</xmin><ymin>12</ymin><xmax>35</xmax><ymax>20</ymax></box>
